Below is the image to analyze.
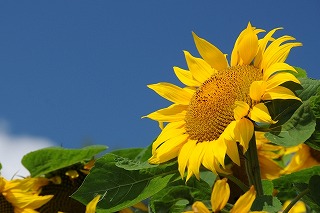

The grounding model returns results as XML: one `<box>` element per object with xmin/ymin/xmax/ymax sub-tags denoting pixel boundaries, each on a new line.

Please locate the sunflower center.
<box><xmin>185</xmin><ymin>65</ymin><xmax>262</xmax><ymax>142</ymax></box>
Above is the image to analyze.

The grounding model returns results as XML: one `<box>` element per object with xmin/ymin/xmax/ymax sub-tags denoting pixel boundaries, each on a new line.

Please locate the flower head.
<box><xmin>145</xmin><ymin>23</ymin><xmax>301</xmax><ymax>180</ymax></box>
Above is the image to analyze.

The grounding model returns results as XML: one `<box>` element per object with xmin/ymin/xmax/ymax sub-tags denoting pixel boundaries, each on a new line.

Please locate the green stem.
<box><xmin>282</xmin><ymin>188</ymin><xmax>310</xmax><ymax>213</ymax></box>
<box><xmin>244</xmin><ymin>133</ymin><xmax>264</xmax><ymax>196</ymax></box>
<box><xmin>220</xmin><ymin>173</ymin><xmax>249</xmax><ymax>192</ymax></box>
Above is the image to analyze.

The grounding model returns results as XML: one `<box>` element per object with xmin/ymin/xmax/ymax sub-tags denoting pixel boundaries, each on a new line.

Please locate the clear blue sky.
<box><xmin>0</xmin><ymin>1</ymin><xmax>319</xmax><ymax>151</ymax></box>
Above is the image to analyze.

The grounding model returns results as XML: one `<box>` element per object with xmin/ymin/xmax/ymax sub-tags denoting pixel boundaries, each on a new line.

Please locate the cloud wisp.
<box><xmin>0</xmin><ymin>123</ymin><xmax>55</xmax><ymax>179</ymax></box>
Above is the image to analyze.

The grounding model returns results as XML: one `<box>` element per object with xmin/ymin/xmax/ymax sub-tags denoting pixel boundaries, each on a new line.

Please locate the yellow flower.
<box><xmin>185</xmin><ymin>178</ymin><xmax>257</xmax><ymax>213</ymax></box>
<box><xmin>0</xmin><ymin>176</ymin><xmax>53</xmax><ymax>212</ymax></box>
<box><xmin>256</xmin><ymin>132</ymin><xmax>284</xmax><ymax>180</ymax></box>
<box><xmin>280</xmin><ymin>200</ymin><xmax>306</xmax><ymax>213</ymax></box>
<box><xmin>282</xmin><ymin>144</ymin><xmax>320</xmax><ymax>174</ymax></box>
<box><xmin>145</xmin><ymin>22</ymin><xmax>301</xmax><ymax>180</ymax></box>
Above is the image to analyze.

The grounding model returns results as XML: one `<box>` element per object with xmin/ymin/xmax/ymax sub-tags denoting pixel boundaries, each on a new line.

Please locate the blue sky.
<box><xmin>0</xmin><ymin>1</ymin><xmax>320</xmax><ymax>176</ymax></box>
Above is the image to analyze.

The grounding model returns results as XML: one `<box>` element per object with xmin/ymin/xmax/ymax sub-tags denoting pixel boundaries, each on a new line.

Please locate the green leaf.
<box><xmin>309</xmin><ymin>175</ymin><xmax>320</xmax><ymax>206</ymax></box>
<box><xmin>251</xmin><ymin>195</ymin><xmax>282</xmax><ymax>212</ymax></box>
<box><xmin>292</xmin><ymin>67</ymin><xmax>307</xmax><ymax>78</ymax></box>
<box><xmin>21</xmin><ymin>145</ymin><xmax>107</xmax><ymax>177</ymax></box>
<box><xmin>296</xmin><ymin>78</ymin><xmax>320</xmax><ymax>101</ymax></box>
<box><xmin>72</xmin><ymin>153</ymin><xmax>177</xmax><ymax>212</ymax></box>
<box><xmin>265</xmin><ymin>100</ymin><xmax>316</xmax><ymax>147</ymax></box>
<box><xmin>273</xmin><ymin>166</ymin><xmax>320</xmax><ymax>191</ymax></box>
<box><xmin>262</xmin><ymin>180</ymin><xmax>274</xmax><ymax>196</ymax></box>
<box><xmin>150</xmin><ymin>176</ymin><xmax>212</xmax><ymax>213</ymax></box>
<box><xmin>0</xmin><ymin>162</ymin><xmax>2</xmax><ymax>171</ymax></box>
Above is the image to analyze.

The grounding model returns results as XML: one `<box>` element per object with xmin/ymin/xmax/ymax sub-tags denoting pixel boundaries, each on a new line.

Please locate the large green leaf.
<box><xmin>273</xmin><ymin>166</ymin><xmax>320</xmax><ymax>190</ymax></box>
<box><xmin>296</xmin><ymin>78</ymin><xmax>320</xmax><ymax>101</ymax></box>
<box><xmin>265</xmin><ymin>100</ymin><xmax>316</xmax><ymax>147</ymax></box>
<box><xmin>72</xmin><ymin>153</ymin><xmax>178</xmax><ymax>212</ymax></box>
<box><xmin>21</xmin><ymin>145</ymin><xmax>107</xmax><ymax>177</ymax></box>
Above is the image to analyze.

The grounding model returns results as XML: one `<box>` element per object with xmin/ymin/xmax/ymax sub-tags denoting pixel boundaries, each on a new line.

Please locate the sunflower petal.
<box><xmin>237</xmin><ymin>23</ymin><xmax>259</xmax><ymax>65</ymax></box>
<box><xmin>192</xmin><ymin>201</ymin><xmax>211</xmax><ymax>213</ymax></box>
<box><xmin>184</xmin><ymin>51</ymin><xmax>216</xmax><ymax>83</ymax></box>
<box><xmin>231</xmin><ymin>186</ymin><xmax>256</xmax><ymax>213</ymax></box>
<box><xmin>173</xmin><ymin>66</ymin><xmax>201</xmax><ymax>87</ymax></box>
<box><xmin>266</xmin><ymin>72</ymin><xmax>300</xmax><ymax>90</ymax></box>
<box><xmin>211</xmin><ymin>178</ymin><xmax>230</xmax><ymax>212</ymax></box>
<box><xmin>143</xmin><ymin>104</ymin><xmax>188</xmax><ymax>122</ymax></box>
<box><xmin>225</xmin><ymin>139</ymin><xmax>240</xmax><ymax>166</ymax></box>
<box><xmin>188</xmin><ymin>142</ymin><xmax>206</xmax><ymax>180</ymax></box>
<box><xmin>249</xmin><ymin>103</ymin><xmax>277</xmax><ymax>124</ymax></box>
<box><xmin>263</xmin><ymin>62</ymin><xmax>297</xmax><ymax>81</ymax></box>
<box><xmin>150</xmin><ymin>134</ymin><xmax>188</xmax><ymax>164</ymax></box>
<box><xmin>178</xmin><ymin>139</ymin><xmax>197</xmax><ymax>178</ymax></box>
<box><xmin>235</xmin><ymin>118</ymin><xmax>254</xmax><ymax>152</ymax></box>
<box><xmin>192</xmin><ymin>32</ymin><xmax>228</xmax><ymax>71</ymax></box>
<box><xmin>151</xmin><ymin>121</ymin><xmax>186</xmax><ymax>153</ymax></box>
<box><xmin>86</xmin><ymin>195</ymin><xmax>101</xmax><ymax>213</ymax></box>
<box><xmin>263</xmin><ymin>86</ymin><xmax>301</xmax><ymax>101</ymax></box>
<box><xmin>147</xmin><ymin>82</ymin><xmax>192</xmax><ymax>104</ymax></box>
<box><xmin>211</xmin><ymin>139</ymin><xmax>227</xmax><ymax>167</ymax></box>
<box><xmin>234</xmin><ymin>101</ymin><xmax>250</xmax><ymax>120</ymax></box>
<box><xmin>250</xmin><ymin>81</ymin><xmax>267</xmax><ymax>101</ymax></box>
<box><xmin>254</xmin><ymin>27</ymin><xmax>282</xmax><ymax>67</ymax></box>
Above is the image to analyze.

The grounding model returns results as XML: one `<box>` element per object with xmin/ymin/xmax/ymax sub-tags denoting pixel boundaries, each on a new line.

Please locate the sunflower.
<box><xmin>144</xmin><ymin>22</ymin><xmax>301</xmax><ymax>180</ymax></box>
<box><xmin>0</xmin><ymin>176</ymin><xmax>53</xmax><ymax>212</ymax></box>
<box><xmin>256</xmin><ymin>132</ymin><xmax>284</xmax><ymax>180</ymax></box>
<box><xmin>282</xmin><ymin>144</ymin><xmax>320</xmax><ymax>174</ymax></box>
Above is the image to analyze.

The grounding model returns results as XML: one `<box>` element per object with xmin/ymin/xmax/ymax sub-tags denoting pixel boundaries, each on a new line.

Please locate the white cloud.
<box><xmin>0</xmin><ymin>121</ymin><xmax>55</xmax><ymax>179</ymax></box>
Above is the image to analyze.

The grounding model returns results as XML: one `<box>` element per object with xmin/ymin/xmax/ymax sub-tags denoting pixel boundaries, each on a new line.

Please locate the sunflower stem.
<box><xmin>244</xmin><ymin>133</ymin><xmax>263</xmax><ymax>197</ymax></box>
<box><xmin>220</xmin><ymin>174</ymin><xmax>249</xmax><ymax>192</ymax></box>
<box><xmin>282</xmin><ymin>188</ymin><xmax>310</xmax><ymax>213</ymax></box>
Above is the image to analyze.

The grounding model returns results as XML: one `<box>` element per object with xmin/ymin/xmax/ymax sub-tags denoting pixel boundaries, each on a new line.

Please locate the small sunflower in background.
<box><xmin>36</xmin><ymin>160</ymin><xmax>95</xmax><ymax>213</ymax></box>
<box><xmin>144</xmin><ymin>22</ymin><xmax>301</xmax><ymax>180</ymax></box>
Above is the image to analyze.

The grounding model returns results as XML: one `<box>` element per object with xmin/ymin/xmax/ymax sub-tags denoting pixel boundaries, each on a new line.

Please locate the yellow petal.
<box><xmin>266</xmin><ymin>72</ymin><xmax>300</xmax><ymax>90</ymax></box>
<box><xmin>211</xmin><ymin>139</ymin><xmax>227</xmax><ymax>167</ymax></box>
<box><xmin>86</xmin><ymin>195</ymin><xmax>101</xmax><ymax>213</ymax></box>
<box><xmin>188</xmin><ymin>142</ymin><xmax>206</xmax><ymax>180</ymax></box>
<box><xmin>250</xmin><ymin>81</ymin><xmax>267</xmax><ymax>101</ymax></box>
<box><xmin>263</xmin><ymin>62</ymin><xmax>297</xmax><ymax>81</ymax></box>
<box><xmin>261</xmin><ymin>34</ymin><xmax>302</xmax><ymax>70</ymax></box>
<box><xmin>262</xmin><ymin>86</ymin><xmax>301</xmax><ymax>101</ymax></box>
<box><xmin>143</xmin><ymin>104</ymin><xmax>187</xmax><ymax>122</ymax></box>
<box><xmin>192</xmin><ymin>201</ymin><xmax>210</xmax><ymax>213</ymax></box>
<box><xmin>201</xmin><ymin>142</ymin><xmax>216</xmax><ymax>173</ymax></box>
<box><xmin>151</xmin><ymin>120</ymin><xmax>186</xmax><ymax>153</ymax></box>
<box><xmin>173</xmin><ymin>66</ymin><xmax>201</xmax><ymax>87</ymax></box>
<box><xmin>249</xmin><ymin>103</ymin><xmax>277</xmax><ymax>124</ymax></box>
<box><xmin>254</xmin><ymin>27</ymin><xmax>282</xmax><ymax>68</ymax></box>
<box><xmin>192</xmin><ymin>32</ymin><xmax>228</xmax><ymax>71</ymax></box>
<box><xmin>5</xmin><ymin>191</ymin><xmax>53</xmax><ymax>209</ymax></box>
<box><xmin>231</xmin><ymin>186</ymin><xmax>256</xmax><ymax>213</ymax></box>
<box><xmin>150</xmin><ymin>134</ymin><xmax>189</xmax><ymax>164</ymax></box>
<box><xmin>225</xmin><ymin>139</ymin><xmax>240</xmax><ymax>166</ymax></box>
<box><xmin>184</xmin><ymin>51</ymin><xmax>215</xmax><ymax>83</ymax></box>
<box><xmin>132</xmin><ymin>202</ymin><xmax>148</xmax><ymax>211</ymax></box>
<box><xmin>234</xmin><ymin>101</ymin><xmax>250</xmax><ymax>120</ymax></box>
<box><xmin>147</xmin><ymin>82</ymin><xmax>192</xmax><ymax>104</ymax></box>
<box><xmin>211</xmin><ymin>178</ymin><xmax>230</xmax><ymax>212</ymax></box>
<box><xmin>235</xmin><ymin>118</ymin><xmax>254</xmax><ymax>152</ymax></box>
<box><xmin>178</xmin><ymin>139</ymin><xmax>197</xmax><ymax>178</ymax></box>
<box><xmin>237</xmin><ymin>23</ymin><xmax>259</xmax><ymax>65</ymax></box>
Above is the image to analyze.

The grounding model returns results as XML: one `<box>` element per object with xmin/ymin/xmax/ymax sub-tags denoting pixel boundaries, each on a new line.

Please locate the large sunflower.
<box><xmin>144</xmin><ymin>22</ymin><xmax>301</xmax><ymax>180</ymax></box>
